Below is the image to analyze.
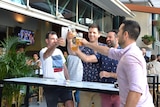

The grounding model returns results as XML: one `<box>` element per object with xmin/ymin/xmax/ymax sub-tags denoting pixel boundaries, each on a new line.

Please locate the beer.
<box><xmin>76</xmin><ymin>37</ymin><xmax>82</xmax><ymax>46</ymax></box>
<box><xmin>71</xmin><ymin>44</ymin><xmax>78</xmax><ymax>51</ymax></box>
<box><xmin>69</xmin><ymin>31</ymin><xmax>77</xmax><ymax>39</ymax></box>
<box><xmin>76</xmin><ymin>32</ymin><xmax>83</xmax><ymax>46</ymax></box>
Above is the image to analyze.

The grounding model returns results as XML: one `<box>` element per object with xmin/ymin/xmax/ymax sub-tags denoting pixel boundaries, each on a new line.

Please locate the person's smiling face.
<box><xmin>88</xmin><ymin>28</ymin><xmax>100</xmax><ymax>43</ymax></box>
<box><xmin>106</xmin><ymin>32</ymin><xmax>117</xmax><ymax>48</ymax></box>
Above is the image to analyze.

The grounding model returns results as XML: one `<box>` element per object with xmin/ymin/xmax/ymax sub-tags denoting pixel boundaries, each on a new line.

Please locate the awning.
<box><xmin>125</xmin><ymin>4</ymin><xmax>160</xmax><ymax>14</ymax></box>
<box><xmin>89</xmin><ymin>0</ymin><xmax>135</xmax><ymax>18</ymax></box>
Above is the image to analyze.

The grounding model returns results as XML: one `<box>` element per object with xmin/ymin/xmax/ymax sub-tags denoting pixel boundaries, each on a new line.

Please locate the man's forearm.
<box><xmin>110</xmin><ymin>72</ymin><xmax>117</xmax><ymax>79</ymax></box>
<box><xmin>43</xmin><ymin>45</ymin><xmax>56</xmax><ymax>59</ymax></box>
<box><xmin>125</xmin><ymin>91</ymin><xmax>141</xmax><ymax>107</ymax></box>
<box><xmin>86</xmin><ymin>42</ymin><xmax>110</xmax><ymax>56</ymax></box>
<box><xmin>76</xmin><ymin>49</ymin><xmax>98</xmax><ymax>63</ymax></box>
<box><xmin>67</xmin><ymin>39</ymin><xmax>76</xmax><ymax>55</ymax></box>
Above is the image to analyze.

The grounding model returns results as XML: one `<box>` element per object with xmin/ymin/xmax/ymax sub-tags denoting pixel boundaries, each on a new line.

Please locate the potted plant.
<box><xmin>0</xmin><ymin>37</ymin><xmax>34</xmax><ymax>107</ymax></box>
<box><xmin>142</xmin><ymin>35</ymin><xmax>155</xmax><ymax>45</ymax></box>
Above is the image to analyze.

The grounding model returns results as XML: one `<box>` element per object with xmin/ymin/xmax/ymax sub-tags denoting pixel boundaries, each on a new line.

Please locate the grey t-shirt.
<box><xmin>67</xmin><ymin>55</ymin><xmax>83</xmax><ymax>81</ymax></box>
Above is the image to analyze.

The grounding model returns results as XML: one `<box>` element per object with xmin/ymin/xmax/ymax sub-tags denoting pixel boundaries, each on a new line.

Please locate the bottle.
<box><xmin>92</xmin><ymin>102</ymin><xmax>94</xmax><ymax>107</ymax></box>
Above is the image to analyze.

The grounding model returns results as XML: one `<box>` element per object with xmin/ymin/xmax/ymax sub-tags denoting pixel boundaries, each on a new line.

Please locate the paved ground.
<box><xmin>30</xmin><ymin>102</ymin><xmax>47</xmax><ymax>107</ymax></box>
<box><xmin>29</xmin><ymin>97</ymin><xmax>47</xmax><ymax>107</ymax></box>
<box><xmin>28</xmin><ymin>95</ymin><xmax>160</xmax><ymax>107</ymax></box>
<box><xmin>29</xmin><ymin>97</ymin><xmax>64</xmax><ymax>107</ymax></box>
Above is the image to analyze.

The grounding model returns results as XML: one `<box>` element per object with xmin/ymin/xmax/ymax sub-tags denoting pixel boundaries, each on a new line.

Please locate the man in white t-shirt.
<box><xmin>39</xmin><ymin>31</ymin><xmax>74</xmax><ymax>107</ymax></box>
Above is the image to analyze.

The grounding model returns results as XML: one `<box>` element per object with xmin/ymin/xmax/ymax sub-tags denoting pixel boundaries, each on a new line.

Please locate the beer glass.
<box><xmin>68</xmin><ymin>25</ymin><xmax>77</xmax><ymax>39</ymax></box>
<box><xmin>76</xmin><ymin>32</ymin><xmax>83</xmax><ymax>46</ymax></box>
<box><xmin>71</xmin><ymin>37</ymin><xmax>78</xmax><ymax>51</ymax></box>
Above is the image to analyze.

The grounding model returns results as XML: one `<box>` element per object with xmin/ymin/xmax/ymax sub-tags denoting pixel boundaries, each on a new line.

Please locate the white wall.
<box><xmin>126</xmin><ymin>11</ymin><xmax>152</xmax><ymax>48</ymax></box>
<box><xmin>126</xmin><ymin>11</ymin><xmax>154</xmax><ymax>57</ymax></box>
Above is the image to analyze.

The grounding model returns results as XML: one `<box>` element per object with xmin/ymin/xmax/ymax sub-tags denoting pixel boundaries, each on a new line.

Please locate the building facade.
<box><xmin>0</xmin><ymin>0</ymin><xmax>135</xmax><ymax>54</ymax></box>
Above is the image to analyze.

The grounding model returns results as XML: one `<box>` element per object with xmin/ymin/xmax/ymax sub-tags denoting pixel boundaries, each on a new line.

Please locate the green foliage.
<box><xmin>0</xmin><ymin>37</ymin><xmax>33</xmax><ymax>79</ymax></box>
<box><xmin>0</xmin><ymin>36</ymin><xmax>34</xmax><ymax>106</ymax></box>
<box><xmin>142</xmin><ymin>35</ymin><xmax>155</xmax><ymax>43</ymax></box>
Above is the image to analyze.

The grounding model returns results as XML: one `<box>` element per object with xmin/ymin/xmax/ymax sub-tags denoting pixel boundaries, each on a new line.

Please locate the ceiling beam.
<box><xmin>124</xmin><ymin>4</ymin><xmax>160</xmax><ymax>14</ymax></box>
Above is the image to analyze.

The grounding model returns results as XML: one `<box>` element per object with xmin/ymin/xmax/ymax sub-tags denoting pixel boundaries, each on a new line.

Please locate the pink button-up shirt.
<box><xmin>108</xmin><ymin>42</ymin><xmax>154</xmax><ymax>107</ymax></box>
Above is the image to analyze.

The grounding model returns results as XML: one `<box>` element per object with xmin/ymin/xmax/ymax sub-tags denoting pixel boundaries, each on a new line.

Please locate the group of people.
<box><xmin>141</xmin><ymin>47</ymin><xmax>160</xmax><ymax>83</ymax></box>
<box><xmin>39</xmin><ymin>20</ymin><xmax>154</xmax><ymax>107</ymax></box>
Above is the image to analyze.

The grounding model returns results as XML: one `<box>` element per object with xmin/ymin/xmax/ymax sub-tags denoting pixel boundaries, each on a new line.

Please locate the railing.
<box><xmin>147</xmin><ymin>74</ymin><xmax>159</xmax><ymax>107</ymax></box>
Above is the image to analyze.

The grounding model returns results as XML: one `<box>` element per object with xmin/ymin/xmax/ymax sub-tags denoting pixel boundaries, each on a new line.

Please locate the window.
<box><xmin>10</xmin><ymin>0</ymin><xmax>26</xmax><ymax>5</ymax></box>
<box><xmin>58</xmin><ymin>0</ymin><xmax>76</xmax><ymax>22</ymax></box>
<box><xmin>103</xmin><ymin>13</ymin><xmax>113</xmax><ymax>32</ymax></box>
<box><xmin>93</xmin><ymin>5</ymin><xmax>102</xmax><ymax>30</ymax></box>
<box><xmin>78</xmin><ymin>0</ymin><xmax>91</xmax><ymax>25</ymax></box>
<box><xmin>29</xmin><ymin>0</ymin><xmax>56</xmax><ymax>15</ymax></box>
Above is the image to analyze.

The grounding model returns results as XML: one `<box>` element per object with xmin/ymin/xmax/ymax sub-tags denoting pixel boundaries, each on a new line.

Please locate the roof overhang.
<box><xmin>0</xmin><ymin>0</ymin><xmax>88</xmax><ymax>32</ymax></box>
<box><xmin>125</xmin><ymin>4</ymin><xmax>160</xmax><ymax>14</ymax></box>
<box><xmin>89</xmin><ymin>0</ymin><xmax>135</xmax><ymax>18</ymax></box>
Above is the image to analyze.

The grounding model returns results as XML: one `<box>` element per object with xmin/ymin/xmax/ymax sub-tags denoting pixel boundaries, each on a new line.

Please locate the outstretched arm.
<box><xmin>43</xmin><ymin>38</ymin><xmax>64</xmax><ymax>59</ymax></box>
<box><xmin>81</xmin><ymin>39</ymin><xmax>110</xmax><ymax>56</ymax></box>
<box><xmin>43</xmin><ymin>45</ymin><xmax>57</xmax><ymax>59</ymax></box>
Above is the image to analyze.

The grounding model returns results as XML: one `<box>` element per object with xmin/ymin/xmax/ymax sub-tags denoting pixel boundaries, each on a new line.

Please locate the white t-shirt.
<box><xmin>39</xmin><ymin>47</ymin><xmax>66</xmax><ymax>80</ymax></box>
<box><xmin>147</xmin><ymin>60</ymin><xmax>160</xmax><ymax>82</ymax></box>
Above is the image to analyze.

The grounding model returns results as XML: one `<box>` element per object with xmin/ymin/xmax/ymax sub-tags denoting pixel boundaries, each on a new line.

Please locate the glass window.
<box><xmin>28</xmin><ymin>0</ymin><xmax>113</xmax><ymax>33</ymax></box>
<box><xmin>78</xmin><ymin>0</ymin><xmax>113</xmax><ymax>32</ymax></box>
<box><xmin>58</xmin><ymin>0</ymin><xmax>76</xmax><ymax>22</ymax></box>
<box><xmin>78</xmin><ymin>0</ymin><xmax>91</xmax><ymax>25</ymax></box>
<box><xmin>10</xmin><ymin>0</ymin><xmax>26</xmax><ymax>5</ymax></box>
<box><xmin>29</xmin><ymin>0</ymin><xmax>56</xmax><ymax>15</ymax></box>
<box><xmin>103</xmin><ymin>13</ymin><xmax>113</xmax><ymax>32</ymax></box>
<box><xmin>93</xmin><ymin>5</ymin><xmax>102</xmax><ymax>31</ymax></box>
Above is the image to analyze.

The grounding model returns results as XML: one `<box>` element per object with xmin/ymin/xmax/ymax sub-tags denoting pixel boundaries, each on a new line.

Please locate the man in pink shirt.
<box><xmin>80</xmin><ymin>20</ymin><xmax>154</xmax><ymax>107</ymax></box>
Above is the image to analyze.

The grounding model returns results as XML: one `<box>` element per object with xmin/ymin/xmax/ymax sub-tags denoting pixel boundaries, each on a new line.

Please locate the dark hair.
<box><xmin>16</xmin><ymin>44</ymin><xmax>26</xmax><ymax>51</ymax></box>
<box><xmin>107</xmin><ymin>29</ymin><xmax>118</xmax><ymax>37</ymax></box>
<box><xmin>157</xmin><ymin>54</ymin><xmax>160</xmax><ymax>57</ymax></box>
<box><xmin>121</xmin><ymin>20</ymin><xmax>141</xmax><ymax>40</ymax></box>
<box><xmin>33</xmin><ymin>53</ymin><xmax>39</xmax><ymax>58</ymax></box>
<box><xmin>88</xmin><ymin>24</ymin><xmax>101</xmax><ymax>32</ymax></box>
<box><xmin>107</xmin><ymin>29</ymin><xmax>118</xmax><ymax>34</ymax></box>
<box><xmin>45</xmin><ymin>31</ymin><xmax>57</xmax><ymax>39</ymax></box>
<box><xmin>150</xmin><ymin>54</ymin><xmax>156</xmax><ymax>61</ymax></box>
